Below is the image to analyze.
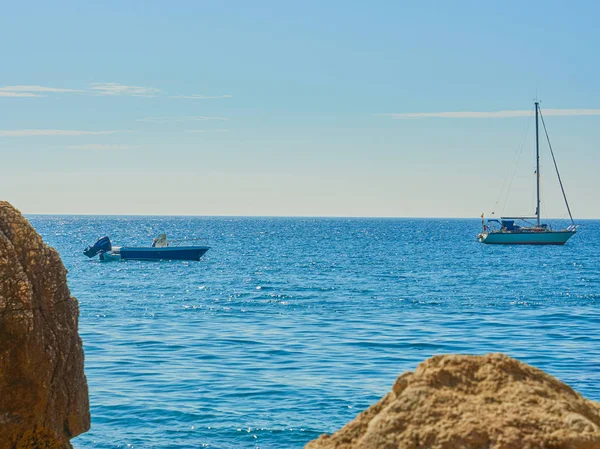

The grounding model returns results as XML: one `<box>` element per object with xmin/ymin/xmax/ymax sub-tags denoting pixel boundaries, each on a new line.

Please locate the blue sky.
<box><xmin>1</xmin><ymin>0</ymin><xmax>599</xmax><ymax>217</ymax></box>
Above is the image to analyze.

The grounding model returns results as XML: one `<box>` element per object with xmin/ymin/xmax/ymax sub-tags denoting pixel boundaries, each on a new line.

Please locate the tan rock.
<box><xmin>306</xmin><ymin>353</ymin><xmax>600</xmax><ymax>449</ymax></box>
<box><xmin>0</xmin><ymin>202</ymin><xmax>90</xmax><ymax>449</ymax></box>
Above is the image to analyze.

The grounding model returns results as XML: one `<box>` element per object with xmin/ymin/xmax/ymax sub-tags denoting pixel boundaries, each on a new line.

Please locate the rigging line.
<box><xmin>494</xmin><ymin>111</ymin><xmax>532</xmax><ymax>209</ymax></box>
<box><xmin>538</xmin><ymin>107</ymin><xmax>575</xmax><ymax>226</ymax></box>
<box><xmin>499</xmin><ymin>111</ymin><xmax>534</xmax><ymax>216</ymax></box>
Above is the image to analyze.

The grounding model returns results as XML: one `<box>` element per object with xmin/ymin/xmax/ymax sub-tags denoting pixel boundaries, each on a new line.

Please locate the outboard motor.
<box><xmin>84</xmin><ymin>236</ymin><xmax>112</xmax><ymax>258</ymax></box>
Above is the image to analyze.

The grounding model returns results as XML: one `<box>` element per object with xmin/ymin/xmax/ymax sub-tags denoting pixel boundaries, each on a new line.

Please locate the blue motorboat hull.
<box><xmin>111</xmin><ymin>246</ymin><xmax>209</xmax><ymax>261</ymax></box>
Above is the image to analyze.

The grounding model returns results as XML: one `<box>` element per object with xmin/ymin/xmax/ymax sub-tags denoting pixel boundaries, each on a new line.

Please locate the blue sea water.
<box><xmin>28</xmin><ymin>216</ymin><xmax>600</xmax><ymax>449</ymax></box>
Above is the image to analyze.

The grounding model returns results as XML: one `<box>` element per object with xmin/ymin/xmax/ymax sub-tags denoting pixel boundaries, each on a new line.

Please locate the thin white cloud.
<box><xmin>66</xmin><ymin>144</ymin><xmax>137</xmax><ymax>150</ymax></box>
<box><xmin>137</xmin><ymin>116</ymin><xmax>229</xmax><ymax>123</ymax></box>
<box><xmin>528</xmin><ymin>108</ymin><xmax>600</xmax><ymax>116</ymax></box>
<box><xmin>0</xmin><ymin>83</ymin><xmax>232</xmax><ymax>101</ymax></box>
<box><xmin>0</xmin><ymin>91</ymin><xmax>43</xmax><ymax>97</ymax></box>
<box><xmin>0</xmin><ymin>85</ymin><xmax>82</xmax><ymax>93</ymax></box>
<box><xmin>0</xmin><ymin>129</ymin><xmax>117</xmax><ymax>137</ymax></box>
<box><xmin>187</xmin><ymin>129</ymin><xmax>231</xmax><ymax>133</ymax></box>
<box><xmin>169</xmin><ymin>94</ymin><xmax>233</xmax><ymax>99</ymax></box>
<box><xmin>90</xmin><ymin>82</ymin><xmax>161</xmax><ymax>97</ymax></box>
<box><xmin>376</xmin><ymin>109</ymin><xmax>600</xmax><ymax>119</ymax></box>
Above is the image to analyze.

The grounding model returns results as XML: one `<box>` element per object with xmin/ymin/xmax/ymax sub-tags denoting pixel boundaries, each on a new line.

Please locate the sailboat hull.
<box><xmin>478</xmin><ymin>230</ymin><xmax>575</xmax><ymax>245</ymax></box>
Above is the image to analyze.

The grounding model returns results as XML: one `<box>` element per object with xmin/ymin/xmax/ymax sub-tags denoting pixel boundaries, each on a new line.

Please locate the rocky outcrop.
<box><xmin>306</xmin><ymin>353</ymin><xmax>600</xmax><ymax>449</ymax></box>
<box><xmin>0</xmin><ymin>202</ymin><xmax>90</xmax><ymax>449</ymax></box>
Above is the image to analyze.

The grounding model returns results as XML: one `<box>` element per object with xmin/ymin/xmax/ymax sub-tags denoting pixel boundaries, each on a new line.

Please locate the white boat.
<box><xmin>478</xmin><ymin>102</ymin><xmax>576</xmax><ymax>245</ymax></box>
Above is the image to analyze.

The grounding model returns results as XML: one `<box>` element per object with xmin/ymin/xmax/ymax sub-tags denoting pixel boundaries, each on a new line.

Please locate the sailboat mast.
<box><xmin>535</xmin><ymin>101</ymin><xmax>541</xmax><ymax>227</ymax></box>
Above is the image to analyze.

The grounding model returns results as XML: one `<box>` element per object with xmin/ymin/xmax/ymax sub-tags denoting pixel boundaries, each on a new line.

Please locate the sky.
<box><xmin>1</xmin><ymin>0</ymin><xmax>599</xmax><ymax>218</ymax></box>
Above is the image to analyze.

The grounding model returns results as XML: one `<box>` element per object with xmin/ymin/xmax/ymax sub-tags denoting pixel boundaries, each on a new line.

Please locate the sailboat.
<box><xmin>478</xmin><ymin>101</ymin><xmax>577</xmax><ymax>245</ymax></box>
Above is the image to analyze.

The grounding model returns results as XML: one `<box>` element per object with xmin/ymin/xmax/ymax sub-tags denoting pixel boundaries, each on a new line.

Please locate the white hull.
<box><xmin>478</xmin><ymin>230</ymin><xmax>575</xmax><ymax>245</ymax></box>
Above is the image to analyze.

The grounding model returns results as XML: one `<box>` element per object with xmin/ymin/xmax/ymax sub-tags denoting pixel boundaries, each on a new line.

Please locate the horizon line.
<box><xmin>22</xmin><ymin>212</ymin><xmax>597</xmax><ymax>220</ymax></box>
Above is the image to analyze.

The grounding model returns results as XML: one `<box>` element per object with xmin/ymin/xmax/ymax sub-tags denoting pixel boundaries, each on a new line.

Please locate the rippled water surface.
<box><xmin>29</xmin><ymin>216</ymin><xmax>600</xmax><ymax>449</ymax></box>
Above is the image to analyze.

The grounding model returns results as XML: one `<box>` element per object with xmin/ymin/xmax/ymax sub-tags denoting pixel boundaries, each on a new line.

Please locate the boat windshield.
<box><xmin>152</xmin><ymin>234</ymin><xmax>168</xmax><ymax>247</ymax></box>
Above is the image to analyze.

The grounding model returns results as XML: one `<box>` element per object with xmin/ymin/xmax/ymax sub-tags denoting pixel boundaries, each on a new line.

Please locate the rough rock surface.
<box><xmin>0</xmin><ymin>202</ymin><xmax>90</xmax><ymax>449</ymax></box>
<box><xmin>306</xmin><ymin>353</ymin><xmax>600</xmax><ymax>449</ymax></box>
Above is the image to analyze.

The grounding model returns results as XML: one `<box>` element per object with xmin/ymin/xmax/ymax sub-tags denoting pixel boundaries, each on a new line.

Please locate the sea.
<box><xmin>28</xmin><ymin>216</ymin><xmax>600</xmax><ymax>449</ymax></box>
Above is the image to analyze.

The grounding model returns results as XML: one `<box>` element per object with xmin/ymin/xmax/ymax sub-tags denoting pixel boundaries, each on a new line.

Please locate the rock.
<box><xmin>306</xmin><ymin>353</ymin><xmax>600</xmax><ymax>449</ymax></box>
<box><xmin>0</xmin><ymin>202</ymin><xmax>90</xmax><ymax>449</ymax></box>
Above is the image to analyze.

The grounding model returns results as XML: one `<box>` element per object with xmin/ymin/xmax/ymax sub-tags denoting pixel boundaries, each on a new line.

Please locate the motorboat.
<box><xmin>84</xmin><ymin>234</ymin><xmax>210</xmax><ymax>261</ymax></box>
